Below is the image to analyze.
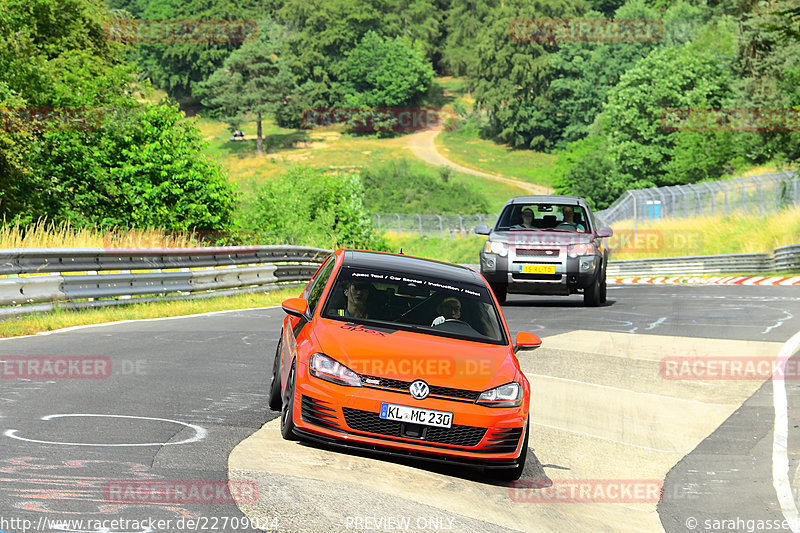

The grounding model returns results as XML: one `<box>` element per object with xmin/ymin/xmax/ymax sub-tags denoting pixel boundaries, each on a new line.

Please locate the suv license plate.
<box><xmin>519</xmin><ymin>265</ymin><xmax>556</xmax><ymax>274</ymax></box>
<box><xmin>380</xmin><ymin>403</ymin><xmax>453</xmax><ymax>428</ymax></box>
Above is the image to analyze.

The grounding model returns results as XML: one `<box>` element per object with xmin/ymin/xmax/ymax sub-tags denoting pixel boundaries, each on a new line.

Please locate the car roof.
<box><xmin>504</xmin><ymin>195</ymin><xmax>588</xmax><ymax>207</ymax></box>
<box><xmin>339</xmin><ymin>250</ymin><xmax>484</xmax><ymax>285</ymax></box>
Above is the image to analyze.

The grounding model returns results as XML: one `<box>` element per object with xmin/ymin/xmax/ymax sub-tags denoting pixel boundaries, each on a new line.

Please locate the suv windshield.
<box><xmin>321</xmin><ymin>266</ymin><xmax>506</xmax><ymax>344</ymax></box>
<box><xmin>496</xmin><ymin>203</ymin><xmax>589</xmax><ymax>232</ymax></box>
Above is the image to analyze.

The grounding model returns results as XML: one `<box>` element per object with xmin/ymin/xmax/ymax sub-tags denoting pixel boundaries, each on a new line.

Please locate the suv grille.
<box><xmin>515</xmin><ymin>248</ymin><xmax>560</xmax><ymax>257</ymax></box>
<box><xmin>342</xmin><ymin>408</ymin><xmax>487</xmax><ymax>447</ymax></box>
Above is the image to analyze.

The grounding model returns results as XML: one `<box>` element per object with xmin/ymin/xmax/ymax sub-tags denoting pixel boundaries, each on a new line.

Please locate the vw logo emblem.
<box><xmin>409</xmin><ymin>380</ymin><xmax>429</xmax><ymax>400</ymax></box>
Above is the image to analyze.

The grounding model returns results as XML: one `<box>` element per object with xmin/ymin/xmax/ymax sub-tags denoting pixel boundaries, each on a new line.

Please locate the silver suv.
<box><xmin>475</xmin><ymin>195</ymin><xmax>613</xmax><ymax>306</ymax></box>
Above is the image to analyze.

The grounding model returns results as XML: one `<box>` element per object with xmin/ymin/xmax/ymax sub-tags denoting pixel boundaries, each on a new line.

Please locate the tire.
<box><xmin>494</xmin><ymin>419</ymin><xmax>529</xmax><ymax>482</ymax></box>
<box><xmin>280</xmin><ymin>361</ymin><xmax>299</xmax><ymax>441</ymax></box>
<box><xmin>490</xmin><ymin>283</ymin><xmax>507</xmax><ymax>304</ymax></box>
<box><xmin>599</xmin><ymin>277</ymin><xmax>607</xmax><ymax>304</ymax></box>
<box><xmin>583</xmin><ymin>274</ymin><xmax>601</xmax><ymax>307</ymax></box>
<box><xmin>268</xmin><ymin>338</ymin><xmax>282</xmax><ymax>411</ymax></box>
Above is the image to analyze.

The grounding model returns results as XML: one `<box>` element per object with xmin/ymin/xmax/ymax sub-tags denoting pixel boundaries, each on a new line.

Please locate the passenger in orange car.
<box><xmin>337</xmin><ymin>280</ymin><xmax>371</xmax><ymax>318</ymax></box>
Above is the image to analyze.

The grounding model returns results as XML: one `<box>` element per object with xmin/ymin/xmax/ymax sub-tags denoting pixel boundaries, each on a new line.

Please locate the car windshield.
<box><xmin>496</xmin><ymin>203</ymin><xmax>589</xmax><ymax>232</ymax></box>
<box><xmin>321</xmin><ymin>266</ymin><xmax>506</xmax><ymax>344</ymax></box>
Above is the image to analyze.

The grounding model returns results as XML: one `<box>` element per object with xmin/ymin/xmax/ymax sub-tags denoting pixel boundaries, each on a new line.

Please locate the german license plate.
<box><xmin>519</xmin><ymin>264</ymin><xmax>556</xmax><ymax>274</ymax></box>
<box><xmin>379</xmin><ymin>403</ymin><xmax>453</xmax><ymax>428</ymax></box>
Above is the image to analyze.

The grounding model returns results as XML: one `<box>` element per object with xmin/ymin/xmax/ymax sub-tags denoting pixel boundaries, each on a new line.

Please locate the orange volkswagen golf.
<box><xmin>269</xmin><ymin>249</ymin><xmax>541</xmax><ymax>480</ymax></box>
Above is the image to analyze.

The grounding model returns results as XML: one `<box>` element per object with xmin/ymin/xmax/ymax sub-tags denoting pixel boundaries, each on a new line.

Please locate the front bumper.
<box><xmin>480</xmin><ymin>249</ymin><xmax>598</xmax><ymax>295</ymax></box>
<box><xmin>292</xmin><ymin>370</ymin><xmax>527</xmax><ymax>464</ymax></box>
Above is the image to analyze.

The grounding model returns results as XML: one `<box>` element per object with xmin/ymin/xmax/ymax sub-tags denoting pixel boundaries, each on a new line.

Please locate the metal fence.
<box><xmin>595</xmin><ymin>170</ymin><xmax>798</xmax><ymax>227</ymax></box>
<box><xmin>0</xmin><ymin>246</ymin><xmax>330</xmax><ymax>318</ymax></box>
<box><xmin>372</xmin><ymin>213</ymin><xmax>498</xmax><ymax>237</ymax></box>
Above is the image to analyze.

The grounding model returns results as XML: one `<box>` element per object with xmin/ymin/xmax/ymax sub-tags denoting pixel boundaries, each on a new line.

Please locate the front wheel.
<box><xmin>268</xmin><ymin>338</ymin><xmax>282</xmax><ymax>411</ymax></box>
<box><xmin>583</xmin><ymin>275</ymin><xmax>601</xmax><ymax>307</ymax></box>
<box><xmin>280</xmin><ymin>361</ymin><xmax>298</xmax><ymax>441</ymax></box>
<box><xmin>494</xmin><ymin>419</ymin><xmax>529</xmax><ymax>482</ymax></box>
<box><xmin>599</xmin><ymin>277</ymin><xmax>607</xmax><ymax>304</ymax></box>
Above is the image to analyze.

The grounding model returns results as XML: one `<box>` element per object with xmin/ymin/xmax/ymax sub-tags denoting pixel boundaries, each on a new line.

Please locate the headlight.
<box><xmin>568</xmin><ymin>242</ymin><xmax>596</xmax><ymax>258</ymax></box>
<box><xmin>309</xmin><ymin>353</ymin><xmax>362</xmax><ymax>387</ymax></box>
<box><xmin>476</xmin><ymin>382</ymin><xmax>522</xmax><ymax>407</ymax></box>
<box><xmin>484</xmin><ymin>240</ymin><xmax>508</xmax><ymax>257</ymax></box>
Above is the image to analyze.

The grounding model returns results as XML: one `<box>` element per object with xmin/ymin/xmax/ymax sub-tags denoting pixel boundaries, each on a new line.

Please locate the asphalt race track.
<box><xmin>0</xmin><ymin>284</ymin><xmax>799</xmax><ymax>533</ymax></box>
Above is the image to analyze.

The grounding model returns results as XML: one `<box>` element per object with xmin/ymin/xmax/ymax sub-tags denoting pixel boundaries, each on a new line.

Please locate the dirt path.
<box><xmin>405</xmin><ymin>128</ymin><xmax>552</xmax><ymax>195</ymax></box>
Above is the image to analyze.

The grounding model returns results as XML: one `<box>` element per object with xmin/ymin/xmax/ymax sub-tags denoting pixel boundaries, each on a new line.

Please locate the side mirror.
<box><xmin>474</xmin><ymin>224</ymin><xmax>491</xmax><ymax>235</ymax></box>
<box><xmin>596</xmin><ymin>227</ymin><xmax>613</xmax><ymax>238</ymax></box>
<box><xmin>281</xmin><ymin>297</ymin><xmax>309</xmax><ymax>318</ymax></box>
<box><xmin>514</xmin><ymin>331</ymin><xmax>542</xmax><ymax>353</ymax></box>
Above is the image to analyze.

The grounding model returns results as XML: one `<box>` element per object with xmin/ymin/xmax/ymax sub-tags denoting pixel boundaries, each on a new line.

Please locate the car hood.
<box><xmin>312</xmin><ymin>319</ymin><xmax>520</xmax><ymax>392</ymax></box>
<box><xmin>492</xmin><ymin>229</ymin><xmax>595</xmax><ymax>246</ymax></box>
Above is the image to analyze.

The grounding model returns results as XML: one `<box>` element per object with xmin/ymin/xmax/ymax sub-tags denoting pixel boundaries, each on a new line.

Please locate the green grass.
<box><xmin>437</xmin><ymin>128</ymin><xmax>558</xmax><ymax>188</ymax></box>
<box><xmin>384</xmin><ymin>232</ymin><xmax>485</xmax><ymax>264</ymax></box>
<box><xmin>0</xmin><ymin>288</ymin><xmax>299</xmax><ymax>338</ymax></box>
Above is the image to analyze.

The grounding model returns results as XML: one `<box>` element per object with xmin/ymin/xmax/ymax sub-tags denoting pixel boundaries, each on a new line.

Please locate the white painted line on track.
<box><xmin>525</xmin><ymin>373</ymin><xmax>717</xmax><ymax>405</ymax></box>
<box><xmin>0</xmin><ymin>305</ymin><xmax>282</xmax><ymax>342</ymax></box>
<box><xmin>4</xmin><ymin>413</ymin><xmax>207</xmax><ymax>447</ymax></box>
<box><xmin>533</xmin><ymin>422</ymin><xmax>684</xmax><ymax>454</ymax></box>
<box><xmin>772</xmin><ymin>330</ymin><xmax>800</xmax><ymax>533</ymax></box>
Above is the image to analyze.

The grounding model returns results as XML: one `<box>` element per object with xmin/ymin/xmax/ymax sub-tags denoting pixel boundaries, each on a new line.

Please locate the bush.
<box><xmin>359</xmin><ymin>159</ymin><xmax>489</xmax><ymax>214</ymax></box>
<box><xmin>247</xmin><ymin>166</ymin><xmax>386</xmax><ymax>250</ymax></box>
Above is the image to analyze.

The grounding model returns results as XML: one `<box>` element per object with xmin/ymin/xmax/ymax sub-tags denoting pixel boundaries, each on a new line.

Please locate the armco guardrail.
<box><xmin>0</xmin><ymin>246</ymin><xmax>331</xmax><ymax>318</ymax></box>
<box><xmin>606</xmin><ymin>244</ymin><xmax>800</xmax><ymax>276</ymax></box>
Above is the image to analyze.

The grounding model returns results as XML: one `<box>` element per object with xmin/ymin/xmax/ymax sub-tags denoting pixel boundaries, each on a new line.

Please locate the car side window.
<box><xmin>306</xmin><ymin>257</ymin><xmax>335</xmax><ymax>315</ymax></box>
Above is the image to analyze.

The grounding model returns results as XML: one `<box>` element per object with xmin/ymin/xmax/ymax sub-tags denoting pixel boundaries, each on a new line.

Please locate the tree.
<box><xmin>136</xmin><ymin>0</ymin><xmax>266</xmax><ymax>104</ymax></box>
<box><xmin>198</xmin><ymin>19</ymin><xmax>297</xmax><ymax>155</ymax></box>
<box><xmin>602</xmin><ymin>27</ymin><xmax>737</xmax><ymax>189</ymax></box>
<box><xmin>539</xmin><ymin>1</ymin><xmax>661</xmax><ymax>149</ymax></box>
<box><xmin>341</xmin><ymin>31</ymin><xmax>433</xmax><ymax>108</ymax></box>
<box><xmin>442</xmin><ymin>0</ymin><xmax>497</xmax><ymax>77</ymax></box>
<box><xmin>0</xmin><ymin>0</ymin><xmax>237</xmax><ymax>229</ymax></box>
<box><xmin>471</xmin><ymin>0</ymin><xmax>585</xmax><ymax>150</ymax></box>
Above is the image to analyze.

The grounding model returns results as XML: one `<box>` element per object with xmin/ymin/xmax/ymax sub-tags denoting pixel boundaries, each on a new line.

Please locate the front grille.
<box><xmin>359</xmin><ymin>374</ymin><xmax>480</xmax><ymax>402</ymax></box>
<box><xmin>301</xmin><ymin>396</ymin><xmax>341</xmax><ymax>430</ymax></box>
<box><xmin>343</xmin><ymin>408</ymin><xmax>487</xmax><ymax>447</ymax></box>
<box><xmin>515</xmin><ymin>248</ymin><xmax>560</xmax><ymax>257</ymax></box>
<box><xmin>484</xmin><ymin>427</ymin><xmax>524</xmax><ymax>453</ymax></box>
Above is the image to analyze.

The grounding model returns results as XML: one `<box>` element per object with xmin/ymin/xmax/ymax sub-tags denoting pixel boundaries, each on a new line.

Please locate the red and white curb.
<box><xmin>611</xmin><ymin>276</ymin><xmax>800</xmax><ymax>286</ymax></box>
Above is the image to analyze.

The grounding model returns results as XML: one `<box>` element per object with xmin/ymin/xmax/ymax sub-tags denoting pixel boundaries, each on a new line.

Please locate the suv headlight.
<box><xmin>484</xmin><ymin>240</ymin><xmax>508</xmax><ymax>257</ymax></box>
<box><xmin>476</xmin><ymin>382</ymin><xmax>522</xmax><ymax>407</ymax></box>
<box><xmin>567</xmin><ymin>242</ymin><xmax>596</xmax><ymax>258</ymax></box>
<box><xmin>309</xmin><ymin>353</ymin><xmax>362</xmax><ymax>387</ymax></box>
